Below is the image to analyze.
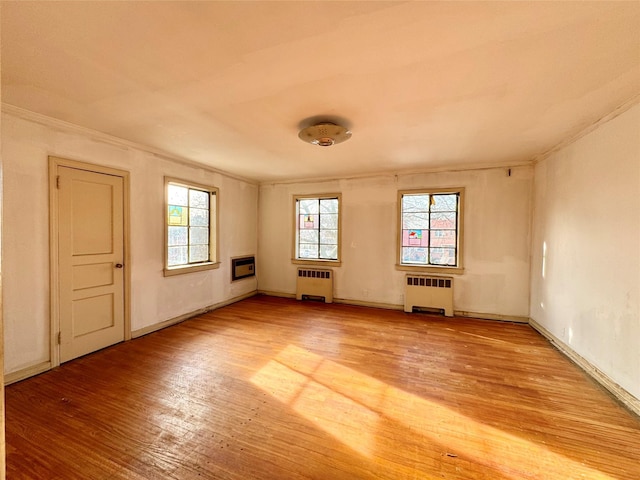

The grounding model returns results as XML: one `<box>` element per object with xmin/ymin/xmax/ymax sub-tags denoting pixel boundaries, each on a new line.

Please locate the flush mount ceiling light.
<box><xmin>298</xmin><ymin>122</ymin><xmax>352</xmax><ymax>147</ymax></box>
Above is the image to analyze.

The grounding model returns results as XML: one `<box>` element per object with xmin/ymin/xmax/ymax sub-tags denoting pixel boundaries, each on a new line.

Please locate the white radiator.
<box><xmin>404</xmin><ymin>275</ymin><xmax>453</xmax><ymax>316</ymax></box>
<box><xmin>296</xmin><ymin>268</ymin><xmax>333</xmax><ymax>303</ymax></box>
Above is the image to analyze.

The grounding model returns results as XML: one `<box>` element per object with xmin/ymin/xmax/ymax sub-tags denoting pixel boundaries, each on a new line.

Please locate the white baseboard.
<box><xmin>257</xmin><ymin>290</ymin><xmax>296</xmax><ymax>299</ymax></box>
<box><xmin>529</xmin><ymin>318</ymin><xmax>640</xmax><ymax>417</ymax></box>
<box><xmin>260</xmin><ymin>291</ymin><xmax>528</xmax><ymax>323</ymax></box>
<box><xmin>334</xmin><ymin>297</ymin><xmax>403</xmax><ymax>311</ymax></box>
<box><xmin>5</xmin><ymin>361</ymin><xmax>52</xmax><ymax>386</ymax></box>
<box><xmin>454</xmin><ymin>310</ymin><xmax>529</xmax><ymax>324</ymax></box>
<box><xmin>131</xmin><ymin>290</ymin><xmax>258</xmax><ymax>338</ymax></box>
<box><xmin>260</xmin><ymin>291</ymin><xmax>401</xmax><ymax>310</ymax></box>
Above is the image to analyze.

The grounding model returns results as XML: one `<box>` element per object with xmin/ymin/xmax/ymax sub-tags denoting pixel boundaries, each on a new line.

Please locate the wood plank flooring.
<box><xmin>5</xmin><ymin>295</ymin><xmax>640</xmax><ymax>479</ymax></box>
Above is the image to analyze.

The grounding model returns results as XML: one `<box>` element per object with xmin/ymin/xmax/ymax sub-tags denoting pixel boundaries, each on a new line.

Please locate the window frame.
<box><xmin>164</xmin><ymin>177</ymin><xmax>220</xmax><ymax>276</ymax></box>
<box><xmin>292</xmin><ymin>193</ymin><xmax>342</xmax><ymax>266</ymax></box>
<box><xmin>396</xmin><ymin>187</ymin><xmax>465</xmax><ymax>274</ymax></box>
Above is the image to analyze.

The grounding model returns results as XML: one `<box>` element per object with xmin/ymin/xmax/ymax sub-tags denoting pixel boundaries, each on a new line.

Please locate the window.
<box><xmin>164</xmin><ymin>177</ymin><xmax>219</xmax><ymax>276</ymax></box>
<box><xmin>294</xmin><ymin>194</ymin><xmax>341</xmax><ymax>264</ymax></box>
<box><xmin>398</xmin><ymin>189</ymin><xmax>464</xmax><ymax>273</ymax></box>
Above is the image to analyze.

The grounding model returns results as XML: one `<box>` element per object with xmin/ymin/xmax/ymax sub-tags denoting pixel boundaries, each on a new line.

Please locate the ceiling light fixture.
<box><xmin>298</xmin><ymin>122</ymin><xmax>352</xmax><ymax>147</ymax></box>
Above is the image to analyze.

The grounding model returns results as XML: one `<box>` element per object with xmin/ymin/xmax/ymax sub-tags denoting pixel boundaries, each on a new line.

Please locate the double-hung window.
<box><xmin>398</xmin><ymin>189</ymin><xmax>464</xmax><ymax>273</ymax></box>
<box><xmin>293</xmin><ymin>194</ymin><xmax>341</xmax><ymax>264</ymax></box>
<box><xmin>164</xmin><ymin>177</ymin><xmax>219</xmax><ymax>276</ymax></box>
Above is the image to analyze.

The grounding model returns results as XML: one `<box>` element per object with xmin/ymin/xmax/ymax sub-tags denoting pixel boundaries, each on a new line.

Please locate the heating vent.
<box><xmin>231</xmin><ymin>255</ymin><xmax>255</xmax><ymax>281</ymax></box>
<box><xmin>404</xmin><ymin>275</ymin><xmax>453</xmax><ymax>316</ymax></box>
<box><xmin>296</xmin><ymin>268</ymin><xmax>333</xmax><ymax>303</ymax></box>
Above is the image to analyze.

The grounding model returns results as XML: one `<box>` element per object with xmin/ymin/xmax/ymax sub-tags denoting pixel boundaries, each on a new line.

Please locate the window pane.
<box><xmin>430</xmin><ymin>248</ymin><xmax>456</xmax><ymax>266</ymax></box>
<box><xmin>189</xmin><ymin>189</ymin><xmax>209</xmax><ymax>209</ymax></box>
<box><xmin>402</xmin><ymin>247</ymin><xmax>427</xmax><ymax>264</ymax></box>
<box><xmin>402</xmin><ymin>195</ymin><xmax>430</xmax><ymax>213</ymax></box>
<box><xmin>300</xmin><ymin>214</ymin><xmax>319</xmax><ymax>230</ymax></box>
<box><xmin>430</xmin><ymin>230</ymin><xmax>456</xmax><ymax>248</ymax></box>
<box><xmin>190</xmin><ymin>208</ymin><xmax>209</xmax><ymax>226</ymax></box>
<box><xmin>431</xmin><ymin>194</ymin><xmax>457</xmax><ymax>212</ymax></box>
<box><xmin>299</xmin><ymin>243</ymin><xmax>319</xmax><ymax>259</ymax></box>
<box><xmin>402</xmin><ymin>229</ymin><xmax>429</xmax><ymax>247</ymax></box>
<box><xmin>168</xmin><ymin>184</ymin><xmax>188</xmax><ymax>206</ymax></box>
<box><xmin>320</xmin><ymin>198</ymin><xmax>338</xmax><ymax>214</ymax></box>
<box><xmin>400</xmin><ymin>190</ymin><xmax>460</xmax><ymax>267</ymax></box>
<box><xmin>320</xmin><ymin>244</ymin><xmax>338</xmax><ymax>260</ymax></box>
<box><xmin>189</xmin><ymin>244</ymin><xmax>209</xmax><ymax>263</ymax></box>
<box><xmin>320</xmin><ymin>229</ymin><xmax>337</xmax><ymax>245</ymax></box>
<box><xmin>431</xmin><ymin>212</ymin><xmax>456</xmax><ymax>229</ymax></box>
<box><xmin>295</xmin><ymin>196</ymin><xmax>340</xmax><ymax>262</ymax></box>
<box><xmin>166</xmin><ymin>180</ymin><xmax>217</xmax><ymax>270</ymax></box>
<box><xmin>190</xmin><ymin>227</ymin><xmax>209</xmax><ymax>245</ymax></box>
<box><xmin>299</xmin><ymin>199</ymin><xmax>319</xmax><ymax>214</ymax></box>
<box><xmin>320</xmin><ymin>213</ymin><xmax>338</xmax><ymax>229</ymax></box>
<box><xmin>299</xmin><ymin>229</ymin><xmax>319</xmax><ymax>243</ymax></box>
<box><xmin>168</xmin><ymin>205</ymin><xmax>188</xmax><ymax>226</ymax></box>
<box><xmin>168</xmin><ymin>246</ymin><xmax>188</xmax><ymax>266</ymax></box>
<box><xmin>168</xmin><ymin>226</ymin><xmax>188</xmax><ymax>246</ymax></box>
<box><xmin>403</xmin><ymin>212</ymin><xmax>429</xmax><ymax>229</ymax></box>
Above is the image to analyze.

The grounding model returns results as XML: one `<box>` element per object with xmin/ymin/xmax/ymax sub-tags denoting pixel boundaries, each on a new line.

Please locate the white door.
<box><xmin>58</xmin><ymin>166</ymin><xmax>125</xmax><ymax>363</ymax></box>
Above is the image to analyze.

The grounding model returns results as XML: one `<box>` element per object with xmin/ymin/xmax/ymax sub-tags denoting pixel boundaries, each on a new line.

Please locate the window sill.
<box><xmin>292</xmin><ymin>258</ymin><xmax>342</xmax><ymax>267</ymax></box>
<box><xmin>395</xmin><ymin>264</ymin><xmax>464</xmax><ymax>275</ymax></box>
<box><xmin>164</xmin><ymin>262</ymin><xmax>221</xmax><ymax>277</ymax></box>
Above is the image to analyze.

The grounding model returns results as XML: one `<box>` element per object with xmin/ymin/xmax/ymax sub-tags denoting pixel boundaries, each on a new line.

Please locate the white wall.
<box><xmin>2</xmin><ymin>111</ymin><xmax>258</xmax><ymax>374</ymax></box>
<box><xmin>258</xmin><ymin>166</ymin><xmax>533</xmax><ymax>318</ymax></box>
<box><xmin>530</xmin><ymin>103</ymin><xmax>640</xmax><ymax>400</ymax></box>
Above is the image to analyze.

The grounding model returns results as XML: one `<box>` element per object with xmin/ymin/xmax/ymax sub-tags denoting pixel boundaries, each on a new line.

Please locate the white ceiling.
<box><xmin>2</xmin><ymin>1</ymin><xmax>639</xmax><ymax>182</ymax></box>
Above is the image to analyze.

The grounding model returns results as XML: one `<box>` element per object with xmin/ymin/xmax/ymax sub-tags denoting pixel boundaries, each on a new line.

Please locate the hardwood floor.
<box><xmin>6</xmin><ymin>295</ymin><xmax>640</xmax><ymax>479</ymax></box>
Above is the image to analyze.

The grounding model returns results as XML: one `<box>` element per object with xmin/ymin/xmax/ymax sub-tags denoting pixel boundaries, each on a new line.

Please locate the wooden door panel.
<box><xmin>58</xmin><ymin>166</ymin><xmax>125</xmax><ymax>362</ymax></box>
<box><xmin>72</xmin><ymin>294</ymin><xmax>114</xmax><ymax>336</ymax></box>
<box><xmin>72</xmin><ymin>262</ymin><xmax>114</xmax><ymax>290</ymax></box>
<box><xmin>70</xmin><ymin>180</ymin><xmax>114</xmax><ymax>255</ymax></box>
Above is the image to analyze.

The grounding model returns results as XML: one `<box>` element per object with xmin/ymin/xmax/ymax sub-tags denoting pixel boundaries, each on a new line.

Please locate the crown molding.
<box><xmin>531</xmin><ymin>93</ymin><xmax>640</xmax><ymax>165</ymax></box>
<box><xmin>1</xmin><ymin>103</ymin><xmax>259</xmax><ymax>186</ymax></box>
<box><xmin>259</xmin><ymin>160</ymin><xmax>533</xmax><ymax>187</ymax></box>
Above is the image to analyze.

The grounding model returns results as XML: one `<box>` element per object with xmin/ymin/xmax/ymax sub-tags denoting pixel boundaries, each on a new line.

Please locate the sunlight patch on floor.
<box><xmin>251</xmin><ymin>344</ymin><xmax>615</xmax><ymax>479</ymax></box>
<box><xmin>250</xmin><ymin>353</ymin><xmax>379</xmax><ymax>457</ymax></box>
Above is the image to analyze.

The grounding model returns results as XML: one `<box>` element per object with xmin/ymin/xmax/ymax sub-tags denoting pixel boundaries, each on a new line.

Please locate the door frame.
<box><xmin>49</xmin><ymin>156</ymin><xmax>131</xmax><ymax>368</ymax></box>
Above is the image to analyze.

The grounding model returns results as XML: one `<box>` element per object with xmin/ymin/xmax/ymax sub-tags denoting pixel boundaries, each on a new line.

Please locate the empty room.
<box><xmin>0</xmin><ymin>1</ymin><xmax>639</xmax><ymax>479</ymax></box>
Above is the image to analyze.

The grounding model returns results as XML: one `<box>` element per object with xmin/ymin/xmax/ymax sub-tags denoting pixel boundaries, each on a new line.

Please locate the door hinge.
<box><xmin>57</xmin><ymin>331</ymin><xmax>61</xmax><ymax>344</ymax></box>
<box><xmin>56</xmin><ymin>175</ymin><xmax>61</xmax><ymax>189</ymax></box>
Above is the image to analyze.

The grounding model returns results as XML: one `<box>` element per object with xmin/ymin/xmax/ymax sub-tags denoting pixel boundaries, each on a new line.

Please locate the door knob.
<box><xmin>115</xmin><ymin>263</ymin><xmax>124</xmax><ymax>269</ymax></box>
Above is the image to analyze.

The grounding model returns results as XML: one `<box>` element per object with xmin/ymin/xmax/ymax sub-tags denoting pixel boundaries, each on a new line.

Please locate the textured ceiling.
<box><xmin>2</xmin><ymin>1</ymin><xmax>639</xmax><ymax>182</ymax></box>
